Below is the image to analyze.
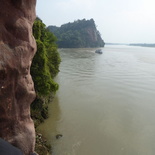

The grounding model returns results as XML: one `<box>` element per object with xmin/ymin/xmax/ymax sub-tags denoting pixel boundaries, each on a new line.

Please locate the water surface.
<box><xmin>39</xmin><ymin>45</ymin><xmax>155</xmax><ymax>155</ymax></box>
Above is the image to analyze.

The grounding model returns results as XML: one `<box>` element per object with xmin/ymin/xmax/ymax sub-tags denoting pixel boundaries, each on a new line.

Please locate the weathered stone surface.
<box><xmin>0</xmin><ymin>0</ymin><xmax>37</xmax><ymax>154</ymax></box>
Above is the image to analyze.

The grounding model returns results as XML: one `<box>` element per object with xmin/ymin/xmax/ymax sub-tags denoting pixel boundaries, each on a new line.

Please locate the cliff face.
<box><xmin>0</xmin><ymin>0</ymin><xmax>37</xmax><ymax>154</ymax></box>
<box><xmin>48</xmin><ymin>19</ymin><xmax>105</xmax><ymax>48</ymax></box>
<box><xmin>85</xmin><ymin>26</ymin><xmax>105</xmax><ymax>47</ymax></box>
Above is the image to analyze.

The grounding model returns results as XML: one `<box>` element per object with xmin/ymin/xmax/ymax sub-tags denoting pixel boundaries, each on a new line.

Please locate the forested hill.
<box><xmin>47</xmin><ymin>19</ymin><xmax>105</xmax><ymax>48</ymax></box>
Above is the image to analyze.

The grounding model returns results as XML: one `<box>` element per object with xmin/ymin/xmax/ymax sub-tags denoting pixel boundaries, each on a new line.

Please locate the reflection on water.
<box><xmin>39</xmin><ymin>46</ymin><xmax>155</xmax><ymax>155</ymax></box>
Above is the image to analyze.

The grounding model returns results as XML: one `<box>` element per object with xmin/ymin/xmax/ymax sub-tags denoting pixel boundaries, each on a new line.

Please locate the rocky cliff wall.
<box><xmin>0</xmin><ymin>0</ymin><xmax>37</xmax><ymax>154</ymax></box>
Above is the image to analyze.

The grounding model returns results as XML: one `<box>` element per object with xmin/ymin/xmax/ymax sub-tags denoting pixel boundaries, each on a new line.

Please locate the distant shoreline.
<box><xmin>129</xmin><ymin>43</ymin><xmax>155</xmax><ymax>48</ymax></box>
<box><xmin>105</xmin><ymin>43</ymin><xmax>155</xmax><ymax>48</ymax></box>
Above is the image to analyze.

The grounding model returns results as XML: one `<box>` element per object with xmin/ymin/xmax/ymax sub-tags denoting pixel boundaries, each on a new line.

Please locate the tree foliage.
<box><xmin>31</xmin><ymin>17</ymin><xmax>61</xmax><ymax>128</ymax></box>
<box><xmin>31</xmin><ymin>18</ymin><xmax>61</xmax><ymax>97</ymax></box>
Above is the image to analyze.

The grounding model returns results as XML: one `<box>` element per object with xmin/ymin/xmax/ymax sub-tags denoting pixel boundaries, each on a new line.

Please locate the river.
<box><xmin>39</xmin><ymin>45</ymin><xmax>155</xmax><ymax>155</ymax></box>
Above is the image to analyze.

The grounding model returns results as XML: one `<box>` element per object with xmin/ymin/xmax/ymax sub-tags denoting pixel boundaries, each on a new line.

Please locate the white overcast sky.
<box><xmin>36</xmin><ymin>0</ymin><xmax>155</xmax><ymax>43</ymax></box>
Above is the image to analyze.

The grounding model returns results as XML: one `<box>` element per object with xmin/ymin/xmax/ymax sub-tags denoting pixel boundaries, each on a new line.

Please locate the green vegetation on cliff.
<box><xmin>31</xmin><ymin>17</ymin><xmax>61</xmax><ymax>125</ymax></box>
<box><xmin>30</xmin><ymin>18</ymin><xmax>61</xmax><ymax>154</ymax></box>
<box><xmin>48</xmin><ymin>19</ymin><xmax>105</xmax><ymax>48</ymax></box>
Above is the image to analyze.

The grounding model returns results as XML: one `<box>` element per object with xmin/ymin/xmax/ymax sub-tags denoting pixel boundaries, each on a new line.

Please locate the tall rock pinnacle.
<box><xmin>0</xmin><ymin>0</ymin><xmax>37</xmax><ymax>154</ymax></box>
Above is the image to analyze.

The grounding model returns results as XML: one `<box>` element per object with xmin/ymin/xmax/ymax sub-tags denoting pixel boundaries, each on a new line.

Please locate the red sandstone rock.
<box><xmin>0</xmin><ymin>0</ymin><xmax>37</xmax><ymax>154</ymax></box>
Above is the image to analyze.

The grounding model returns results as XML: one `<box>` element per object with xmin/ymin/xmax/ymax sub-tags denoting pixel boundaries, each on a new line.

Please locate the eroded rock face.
<box><xmin>0</xmin><ymin>0</ymin><xmax>37</xmax><ymax>154</ymax></box>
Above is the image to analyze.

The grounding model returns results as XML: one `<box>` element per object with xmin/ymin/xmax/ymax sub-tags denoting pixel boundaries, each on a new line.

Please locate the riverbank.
<box><xmin>31</xmin><ymin>95</ymin><xmax>54</xmax><ymax>155</ymax></box>
<box><xmin>35</xmin><ymin>131</ymin><xmax>51</xmax><ymax>155</ymax></box>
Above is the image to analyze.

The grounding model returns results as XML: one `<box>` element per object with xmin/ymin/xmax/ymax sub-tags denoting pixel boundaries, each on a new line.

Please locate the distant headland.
<box><xmin>47</xmin><ymin>19</ymin><xmax>105</xmax><ymax>48</ymax></box>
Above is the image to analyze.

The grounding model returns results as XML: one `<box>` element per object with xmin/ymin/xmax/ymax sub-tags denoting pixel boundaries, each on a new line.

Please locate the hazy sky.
<box><xmin>36</xmin><ymin>0</ymin><xmax>155</xmax><ymax>43</ymax></box>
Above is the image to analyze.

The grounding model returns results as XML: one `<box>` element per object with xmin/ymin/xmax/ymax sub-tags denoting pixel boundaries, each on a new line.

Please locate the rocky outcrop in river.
<box><xmin>0</xmin><ymin>0</ymin><xmax>37</xmax><ymax>154</ymax></box>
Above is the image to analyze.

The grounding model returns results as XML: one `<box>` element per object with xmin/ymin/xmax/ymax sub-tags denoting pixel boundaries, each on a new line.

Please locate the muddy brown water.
<box><xmin>39</xmin><ymin>45</ymin><xmax>155</xmax><ymax>155</ymax></box>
